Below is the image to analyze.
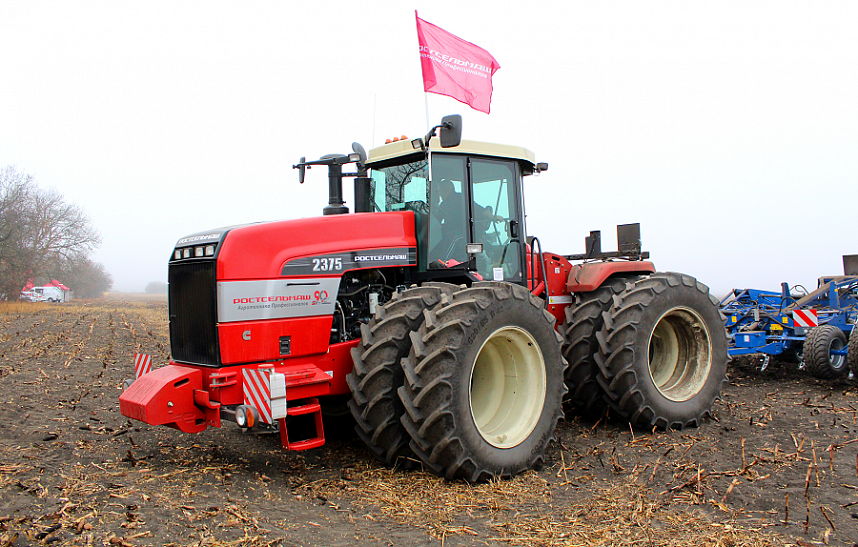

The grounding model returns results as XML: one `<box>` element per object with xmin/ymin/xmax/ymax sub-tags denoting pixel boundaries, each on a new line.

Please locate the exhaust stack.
<box><xmin>319</xmin><ymin>154</ymin><xmax>349</xmax><ymax>216</ymax></box>
<box><xmin>293</xmin><ymin>145</ymin><xmax>367</xmax><ymax>216</ymax></box>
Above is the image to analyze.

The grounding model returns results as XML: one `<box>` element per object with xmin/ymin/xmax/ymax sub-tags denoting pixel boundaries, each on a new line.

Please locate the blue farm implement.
<box><xmin>720</xmin><ymin>255</ymin><xmax>858</xmax><ymax>378</ymax></box>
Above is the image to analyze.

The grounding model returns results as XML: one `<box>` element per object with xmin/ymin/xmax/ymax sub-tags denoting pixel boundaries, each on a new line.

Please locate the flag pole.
<box><xmin>425</xmin><ymin>91</ymin><xmax>433</xmax><ymax>194</ymax></box>
<box><xmin>424</xmin><ymin>93</ymin><xmax>431</xmax><ymax>132</ymax></box>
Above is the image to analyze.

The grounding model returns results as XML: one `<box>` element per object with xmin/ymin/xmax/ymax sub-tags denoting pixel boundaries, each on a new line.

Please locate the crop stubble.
<box><xmin>0</xmin><ymin>298</ymin><xmax>856</xmax><ymax>546</ymax></box>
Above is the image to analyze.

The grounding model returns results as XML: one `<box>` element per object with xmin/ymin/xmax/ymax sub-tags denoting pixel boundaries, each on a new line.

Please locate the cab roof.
<box><xmin>366</xmin><ymin>139</ymin><xmax>537</xmax><ymax>169</ymax></box>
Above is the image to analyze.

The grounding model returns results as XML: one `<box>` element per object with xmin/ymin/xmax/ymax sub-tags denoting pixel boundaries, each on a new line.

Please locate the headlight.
<box><xmin>236</xmin><ymin>405</ymin><xmax>256</xmax><ymax>429</ymax></box>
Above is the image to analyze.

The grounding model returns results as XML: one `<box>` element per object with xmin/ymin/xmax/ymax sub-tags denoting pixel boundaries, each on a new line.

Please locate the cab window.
<box><xmin>428</xmin><ymin>155</ymin><xmax>468</xmax><ymax>267</ymax></box>
<box><xmin>369</xmin><ymin>159</ymin><xmax>430</xmax><ymax>267</ymax></box>
<box><xmin>470</xmin><ymin>159</ymin><xmax>522</xmax><ymax>282</ymax></box>
<box><xmin>370</xmin><ymin>160</ymin><xmax>428</xmax><ymax>212</ymax></box>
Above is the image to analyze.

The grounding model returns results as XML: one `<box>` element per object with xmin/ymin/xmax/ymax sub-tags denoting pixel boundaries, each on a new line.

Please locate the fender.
<box><xmin>566</xmin><ymin>261</ymin><xmax>655</xmax><ymax>293</ymax></box>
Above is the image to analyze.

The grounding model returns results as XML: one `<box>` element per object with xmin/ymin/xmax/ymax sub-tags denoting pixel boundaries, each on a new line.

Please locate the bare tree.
<box><xmin>27</xmin><ymin>188</ymin><xmax>101</xmax><ymax>262</ymax></box>
<box><xmin>0</xmin><ymin>166</ymin><xmax>104</xmax><ymax>299</ymax></box>
<box><xmin>0</xmin><ymin>167</ymin><xmax>37</xmax><ymax>298</ymax></box>
<box><xmin>46</xmin><ymin>256</ymin><xmax>113</xmax><ymax>298</ymax></box>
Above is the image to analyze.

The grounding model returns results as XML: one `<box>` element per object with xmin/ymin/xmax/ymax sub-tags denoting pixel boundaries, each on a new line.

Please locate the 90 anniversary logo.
<box><xmin>312</xmin><ymin>290</ymin><xmax>329</xmax><ymax>305</ymax></box>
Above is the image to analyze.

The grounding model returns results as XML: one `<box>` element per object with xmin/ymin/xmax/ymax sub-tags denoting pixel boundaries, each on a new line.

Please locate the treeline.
<box><xmin>0</xmin><ymin>166</ymin><xmax>112</xmax><ymax>300</ymax></box>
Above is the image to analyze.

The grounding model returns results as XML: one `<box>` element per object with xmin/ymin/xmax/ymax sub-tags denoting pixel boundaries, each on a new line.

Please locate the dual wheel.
<box><xmin>349</xmin><ymin>273</ymin><xmax>729</xmax><ymax>480</ymax></box>
<box><xmin>804</xmin><ymin>325</ymin><xmax>853</xmax><ymax>379</ymax></box>
<box><xmin>563</xmin><ymin>272</ymin><xmax>728</xmax><ymax>430</ymax></box>
<box><xmin>348</xmin><ymin>281</ymin><xmax>565</xmax><ymax>481</ymax></box>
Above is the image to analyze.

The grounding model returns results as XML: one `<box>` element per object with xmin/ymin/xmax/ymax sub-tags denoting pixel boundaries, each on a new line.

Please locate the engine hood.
<box><xmin>211</xmin><ymin>212</ymin><xmax>417</xmax><ymax>280</ymax></box>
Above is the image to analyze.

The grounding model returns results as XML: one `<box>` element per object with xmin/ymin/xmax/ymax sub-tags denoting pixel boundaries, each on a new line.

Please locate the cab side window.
<box><xmin>428</xmin><ymin>155</ymin><xmax>468</xmax><ymax>266</ymax></box>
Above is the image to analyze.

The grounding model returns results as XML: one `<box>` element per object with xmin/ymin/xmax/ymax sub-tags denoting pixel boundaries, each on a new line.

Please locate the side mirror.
<box><xmin>296</xmin><ymin>157</ymin><xmax>306</xmax><ymax>184</ymax></box>
<box><xmin>439</xmin><ymin>114</ymin><xmax>462</xmax><ymax>148</ymax></box>
<box><xmin>351</xmin><ymin>142</ymin><xmax>367</xmax><ymax>168</ymax></box>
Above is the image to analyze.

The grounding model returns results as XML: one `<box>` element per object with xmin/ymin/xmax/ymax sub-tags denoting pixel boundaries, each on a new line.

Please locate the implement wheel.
<box><xmin>563</xmin><ymin>276</ymin><xmax>637</xmax><ymax>417</ymax></box>
<box><xmin>804</xmin><ymin>325</ymin><xmax>848</xmax><ymax>379</ymax></box>
<box><xmin>848</xmin><ymin>327</ymin><xmax>858</xmax><ymax>377</ymax></box>
<box><xmin>399</xmin><ymin>282</ymin><xmax>566</xmax><ymax>482</ymax></box>
<box><xmin>595</xmin><ymin>272</ymin><xmax>728</xmax><ymax>430</ymax></box>
<box><xmin>347</xmin><ymin>283</ymin><xmax>455</xmax><ymax>467</ymax></box>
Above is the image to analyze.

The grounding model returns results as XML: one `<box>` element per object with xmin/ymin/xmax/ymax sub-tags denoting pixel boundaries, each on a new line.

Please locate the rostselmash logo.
<box><xmin>233</xmin><ymin>295</ymin><xmax>310</xmax><ymax>304</ymax></box>
<box><xmin>312</xmin><ymin>290</ymin><xmax>330</xmax><ymax>306</ymax></box>
<box><xmin>354</xmin><ymin>254</ymin><xmax>407</xmax><ymax>262</ymax></box>
<box><xmin>177</xmin><ymin>233</ymin><xmax>221</xmax><ymax>245</ymax></box>
<box><xmin>418</xmin><ymin>46</ymin><xmax>491</xmax><ymax>77</ymax></box>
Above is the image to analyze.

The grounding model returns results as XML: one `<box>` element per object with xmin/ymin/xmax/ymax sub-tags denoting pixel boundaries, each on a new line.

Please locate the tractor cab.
<box><xmin>293</xmin><ymin>115</ymin><xmax>546</xmax><ymax>286</ymax></box>
<box><xmin>359</xmin><ymin>121</ymin><xmax>545</xmax><ymax>285</ymax></box>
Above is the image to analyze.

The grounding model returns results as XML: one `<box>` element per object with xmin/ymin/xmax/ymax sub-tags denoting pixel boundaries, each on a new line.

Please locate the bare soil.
<box><xmin>0</xmin><ymin>299</ymin><xmax>857</xmax><ymax>546</ymax></box>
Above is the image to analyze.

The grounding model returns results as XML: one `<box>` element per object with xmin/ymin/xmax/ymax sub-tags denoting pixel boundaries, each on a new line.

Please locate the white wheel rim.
<box><xmin>469</xmin><ymin>326</ymin><xmax>546</xmax><ymax>448</ymax></box>
<box><xmin>648</xmin><ymin>307</ymin><xmax>712</xmax><ymax>402</ymax></box>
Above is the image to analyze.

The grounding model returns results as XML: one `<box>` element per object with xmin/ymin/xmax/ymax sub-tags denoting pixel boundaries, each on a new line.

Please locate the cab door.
<box><xmin>468</xmin><ymin>158</ymin><xmax>525</xmax><ymax>284</ymax></box>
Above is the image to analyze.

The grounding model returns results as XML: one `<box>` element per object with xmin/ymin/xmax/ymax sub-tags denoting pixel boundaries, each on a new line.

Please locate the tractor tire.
<box><xmin>563</xmin><ymin>276</ymin><xmax>637</xmax><ymax>417</ymax></box>
<box><xmin>847</xmin><ymin>327</ymin><xmax>858</xmax><ymax>377</ymax></box>
<box><xmin>398</xmin><ymin>281</ymin><xmax>566</xmax><ymax>482</ymax></box>
<box><xmin>347</xmin><ymin>282</ymin><xmax>456</xmax><ymax>467</ymax></box>
<box><xmin>595</xmin><ymin>272</ymin><xmax>728</xmax><ymax>430</ymax></box>
<box><xmin>804</xmin><ymin>325</ymin><xmax>848</xmax><ymax>379</ymax></box>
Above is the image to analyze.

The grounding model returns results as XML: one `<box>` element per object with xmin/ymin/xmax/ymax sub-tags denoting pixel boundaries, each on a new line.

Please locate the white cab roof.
<box><xmin>367</xmin><ymin>139</ymin><xmax>536</xmax><ymax>168</ymax></box>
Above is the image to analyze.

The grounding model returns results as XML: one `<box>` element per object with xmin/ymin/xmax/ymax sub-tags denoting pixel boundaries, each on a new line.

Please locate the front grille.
<box><xmin>169</xmin><ymin>261</ymin><xmax>220</xmax><ymax>366</ymax></box>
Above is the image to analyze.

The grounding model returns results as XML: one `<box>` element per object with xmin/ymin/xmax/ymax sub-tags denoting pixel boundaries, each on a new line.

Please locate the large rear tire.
<box><xmin>399</xmin><ymin>282</ymin><xmax>566</xmax><ymax>482</ymax></box>
<box><xmin>595</xmin><ymin>272</ymin><xmax>728</xmax><ymax>430</ymax></box>
<box><xmin>347</xmin><ymin>283</ymin><xmax>455</xmax><ymax>467</ymax></box>
<box><xmin>563</xmin><ymin>276</ymin><xmax>637</xmax><ymax>417</ymax></box>
<box><xmin>804</xmin><ymin>325</ymin><xmax>848</xmax><ymax>379</ymax></box>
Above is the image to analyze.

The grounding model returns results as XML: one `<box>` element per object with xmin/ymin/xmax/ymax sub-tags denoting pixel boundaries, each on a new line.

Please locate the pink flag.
<box><xmin>416</xmin><ymin>12</ymin><xmax>500</xmax><ymax>114</ymax></box>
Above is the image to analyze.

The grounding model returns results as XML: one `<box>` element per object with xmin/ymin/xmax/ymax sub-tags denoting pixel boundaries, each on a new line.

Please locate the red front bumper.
<box><xmin>119</xmin><ymin>364</ymin><xmax>219</xmax><ymax>433</ymax></box>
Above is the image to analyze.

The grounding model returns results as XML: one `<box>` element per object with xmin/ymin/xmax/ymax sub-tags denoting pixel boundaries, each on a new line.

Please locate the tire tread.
<box><xmin>346</xmin><ymin>283</ymin><xmax>454</xmax><ymax>466</ymax></box>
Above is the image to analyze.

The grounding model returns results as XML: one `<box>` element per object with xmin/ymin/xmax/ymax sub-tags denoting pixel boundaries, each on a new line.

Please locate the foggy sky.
<box><xmin>2</xmin><ymin>2</ymin><xmax>856</xmax><ymax>295</ymax></box>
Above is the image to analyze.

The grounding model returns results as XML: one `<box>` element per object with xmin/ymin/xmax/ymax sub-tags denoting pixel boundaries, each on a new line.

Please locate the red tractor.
<box><xmin>120</xmin><ymin>116</ymin><xmax>727</xmax><ymax>481</ymax></box>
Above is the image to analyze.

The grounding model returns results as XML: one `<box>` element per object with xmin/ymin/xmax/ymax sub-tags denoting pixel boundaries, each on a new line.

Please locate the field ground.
<box><xmin>0</xmin><ymin>299</ymin><xmax>857</xmax><ymax>546</ymax></box>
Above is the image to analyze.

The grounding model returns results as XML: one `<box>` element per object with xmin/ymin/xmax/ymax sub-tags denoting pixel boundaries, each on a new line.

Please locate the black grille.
<box><xmin>168</xmin><ymin>261</ymin><xmax>220</xmax><ymax>366</ymax></box>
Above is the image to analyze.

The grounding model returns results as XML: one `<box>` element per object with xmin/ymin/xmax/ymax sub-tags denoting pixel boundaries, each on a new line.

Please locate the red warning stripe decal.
<box><xmin>242</xmin><ymin>368</ymin><xmax>272</xmax><ymax>424</ymax></box>
<box><xmin>792</xmin><ymin>309</ymin><xmax>819</xmax><ymax>328</ymax></box>
<box><xmin>134</xmin><ymin>354</ymin><xmax>152</xmax><ymax>379</ymax></box>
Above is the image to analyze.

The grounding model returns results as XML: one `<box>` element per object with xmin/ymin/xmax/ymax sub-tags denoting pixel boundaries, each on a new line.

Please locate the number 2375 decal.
<box><xmin>312</xmin><ymin>257</ymin><xmax>343</xmax><ymax>271</ymax></box>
